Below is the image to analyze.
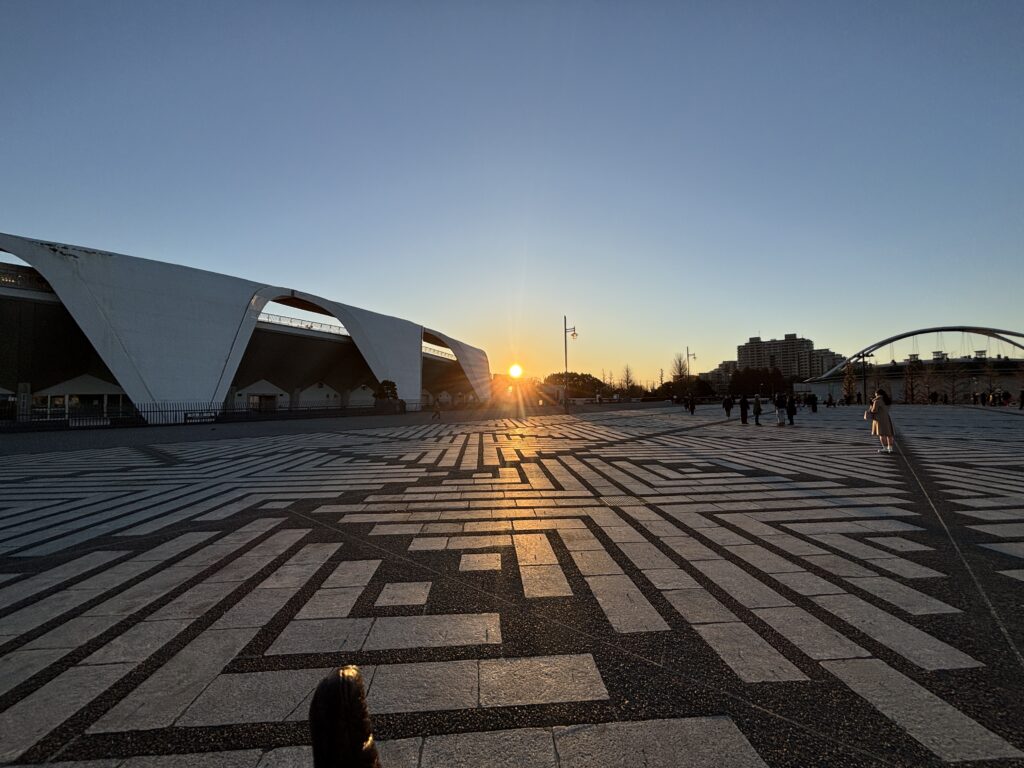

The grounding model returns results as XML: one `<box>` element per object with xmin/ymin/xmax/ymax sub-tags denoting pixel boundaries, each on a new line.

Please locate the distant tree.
<box><xmin>903</xmin><ymin>358</ymin><xmax>926</xmax><ymax>403</ymax></box>
<box><xmin>621</xmin><ymin>364</ymin><xmax>635</xmax><ymax>393</ymax></box>
<box><xmin>842</xmin><ymin>362</ymin><xmax>857</xmax><ymax>402</ymax></box>
<box><xmin>544</xmin><ymin>372</ymin><xmax>606</xmax><ymax>398</ymax></box>
<box><xmin>671</xmin><ymin>353</ymin><xmax>688</xmax><ymax>381</ymax></box>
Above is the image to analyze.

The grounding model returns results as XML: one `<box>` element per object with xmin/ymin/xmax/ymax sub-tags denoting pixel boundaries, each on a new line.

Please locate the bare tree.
<box><xmin>621</xmin><ymin>364</ymin><xmax>635</xmax><ymax>392</ymax></box>
<box><xmin>671</xmin><ymin>353</ymin><xmax>688</xmax><ymax>381</ymax></box>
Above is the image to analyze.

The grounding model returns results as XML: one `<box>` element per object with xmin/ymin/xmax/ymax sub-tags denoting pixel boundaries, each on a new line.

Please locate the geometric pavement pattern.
<box><xmin>0</xmin><ymin>405</ymin><xmax>1021</xmax><ymax>767</ymax></box>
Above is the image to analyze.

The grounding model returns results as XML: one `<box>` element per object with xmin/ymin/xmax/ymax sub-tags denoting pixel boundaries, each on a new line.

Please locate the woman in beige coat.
<box><xmin>867</xmin><ymin>388</ymin><xmax>895</xmax><ymax>454</ymax></box>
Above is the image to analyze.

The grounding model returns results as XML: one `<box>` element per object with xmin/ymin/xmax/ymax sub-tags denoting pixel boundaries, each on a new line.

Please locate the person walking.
<box><xmin>431</xmin><ymin>398</ymin><xmax>442</xmax><ymax>422</ymax></box>
<box><xmin>752</xmin><ymin>394</ymin><xmax>762</xmax><ymax>425</ymax></box>
<box><xmin>722</xmin><ymin>395</ymin><xmax>734</xmax><ymax>418</ymax></box>
<box><xmin>786</xmin><ymin>393</ymin><xmax>797</xmax><ymax>425</ymax></box>
<box><xmin>866</xmin><ymin>388</ymin><xmax>895</xmax><ymax>454</ymax></box>
<box><xmin>688</xmin><ymin>394</ymin><xmax>696</xmax><ymax>415</ymax></box>
<box><xmin>774</xmin><ymin>393</ymin><xmax>786</xmax><ymax>426</ymax></box>
<box><xmin>739</xmin><ymin>394</ymin><xmax>749</xmax><ymax>424</ymax></box>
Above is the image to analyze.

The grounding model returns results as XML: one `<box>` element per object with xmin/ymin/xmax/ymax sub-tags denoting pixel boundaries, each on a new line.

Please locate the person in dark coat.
<box><xmin>774</xmin><ymin>393</ymin><xmax>786</xmax><ymax>425</ymax></box>
<box><xmin>739</xmin><ymin>395</ymin><xmax>749</xmax><ymax>424</ymax></box>
<box><xmin>809</xmin><ymin>393</ymin><xmax>818</xmax><ymax>413</ymax></box>
<box><xmin>688</xmin><ymin>394</ymin><xmax>696</xmax><ymax>415</ymax></box>
<box><xmin>722</xmin><ymin>395</ymin><xmax>734</xmax><ymax>418</ymax></box>
<box><xmin>786</xmin><ymin>393</ymin><xmax>797</xmax><ymax>425</ymax></box>
<box><xmin>752</xmin><ymin>394</ymin><xmax>762</xmax><ymax>425</ymax></box>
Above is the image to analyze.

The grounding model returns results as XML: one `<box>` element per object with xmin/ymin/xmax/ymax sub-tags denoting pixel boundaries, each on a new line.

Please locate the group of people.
<box><xmin>713</xmin><ymin>388</ymin><xmax>898</xmax><ymax>454</ymax></box>
<box><xmin>719</xmin><ymin>393</ymin><xmax>798</xmax><ymax>426</ymax></box>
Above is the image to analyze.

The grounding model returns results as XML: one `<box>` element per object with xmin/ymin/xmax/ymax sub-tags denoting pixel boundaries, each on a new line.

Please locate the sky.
<box><xmin>1</xmin><ymin>1</ymin><xmax>1022</xmax><ymax>385</ymax></box>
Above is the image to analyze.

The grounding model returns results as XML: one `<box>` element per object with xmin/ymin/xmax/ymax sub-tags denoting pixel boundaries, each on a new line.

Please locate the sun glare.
<box><xmin>509</xmin><ymin>364</ymin><xmax>523</xmax><ymax>379</ymax></box>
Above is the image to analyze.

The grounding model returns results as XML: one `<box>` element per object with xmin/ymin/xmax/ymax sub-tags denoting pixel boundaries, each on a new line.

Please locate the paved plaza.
<box><xmin>0</xmin><ymin>404</ymin><xmax>1022</xmax><ymax>767</ymax></box>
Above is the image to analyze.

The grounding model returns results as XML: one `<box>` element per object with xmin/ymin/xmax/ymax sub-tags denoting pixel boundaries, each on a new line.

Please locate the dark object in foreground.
<box><xmin>310</xmin><ymin>666</ymin><xmax>381</xmax><ymax>768</ymax></box>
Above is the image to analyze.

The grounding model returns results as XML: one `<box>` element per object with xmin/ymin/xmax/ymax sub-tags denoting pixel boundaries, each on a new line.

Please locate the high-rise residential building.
<box><xmin>735</xmin><ymin>334</ymin><xmax>845</xmax><ymax>379</ymax></box>
<box><xmin>699</xmin><ymin>360</ymin><xmax>737</xmax><ymax>394</ymax></box>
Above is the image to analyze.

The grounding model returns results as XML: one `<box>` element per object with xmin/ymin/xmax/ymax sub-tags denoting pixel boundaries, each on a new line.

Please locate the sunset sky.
<box><xmin>2</xmin><ymin>1</ymin><xmax>1021</xmax><ymax>384</ymax></box>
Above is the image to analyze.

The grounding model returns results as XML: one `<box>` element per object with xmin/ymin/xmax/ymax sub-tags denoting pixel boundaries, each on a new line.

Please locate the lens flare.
<box><xmin>509</xmin><ymin>364</ymin><xmax>523</xmax><ymax>379</ymax></box>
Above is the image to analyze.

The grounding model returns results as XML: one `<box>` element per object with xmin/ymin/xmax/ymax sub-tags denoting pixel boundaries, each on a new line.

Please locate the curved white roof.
<box><xmin>0</xmin><ymin>233</ymin><xmax>491</xmax><ymax>404</ymax></box>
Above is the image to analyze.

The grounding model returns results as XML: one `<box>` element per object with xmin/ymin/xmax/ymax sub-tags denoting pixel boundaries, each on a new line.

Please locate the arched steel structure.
<box><xmin>813</xmin><ymin>326</ymin><xmax>1024</xmax><ymax>380</ymax></box>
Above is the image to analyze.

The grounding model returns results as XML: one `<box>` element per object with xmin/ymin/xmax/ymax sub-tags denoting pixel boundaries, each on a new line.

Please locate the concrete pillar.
<box><xmin>16</xmin><ymin>382</ymin><xmax>31</xmax><ymax>422</ymax></box>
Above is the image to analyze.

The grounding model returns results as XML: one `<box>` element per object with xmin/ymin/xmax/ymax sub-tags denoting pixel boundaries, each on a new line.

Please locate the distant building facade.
<box><xmin>699</xmin><ymin>360</ymin><xmax>737</xmax><ymax>394</ymax></box>
<box><xmin>737</xmin><ymin>333</ymin><xmax>843</xmax><ymax>380</ymax></box>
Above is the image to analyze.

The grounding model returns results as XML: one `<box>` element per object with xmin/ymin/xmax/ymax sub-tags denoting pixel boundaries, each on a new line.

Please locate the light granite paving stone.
<box><xmin>803</xmin><ymin>554</ymin><xmax>878</xmax><ymax>578</ymax></box>
<box><xmin>690</xmin><ymin>559</ymin><xmax>793</xmax><ymax>609</ymax></box>
<box><xmin>584</xmin><ymin>574</ymin><xmax>670</xmax><ymax>632</ymax></box>
<box><xmin>375</xmin><ymin>581</ymin><xmax>432</xmax><ymax>606</ymax></box>
<box><xmin>321</xmin><ymin>560</ymin><xmax>380</xmax><ymax>588</ymax></box>
<box><xmin>362</xmin><ymin>613</ymin><xmax>501</xmax><ymax>650</ymax></box>
<box><xmin>968</xmin><ymin>522</ymin><xmax>1024</xmax><ymax>537</ymax></box>
<box><xmin>212</xmin><ymin>588</ymin><xmax>295</xmax><ymax>629</ymax></box>
<box><xmin>148</xmin><ymin>581</ymin><xmax>239</xmax><ymax>621</ymax></box>
<box><xmin>845</xmin><ymin>576</ymin><xmax>960</xmax><ymax>615</ymax></box>
<box><xmin>374</xmin><ymin>739</ymin><xmax>422</xmax><ymax>768</ymax></box>
<box><xmin>770</xmin><ymin>571</ymin><xmax>846</xmax><ymax>596</ymax></box>
<box><xmin>661</xmin><ymin>536</ymin><xmax>723</xmax><ymax>561</ymax></box>
<box><xmin>569</xmin><ymin>548</ymin><xmax>623</xmax><ymax>576</ymax></box>
<box><xmin>823</xmin><ymin>658</ymin><xmax>1024</xmax><ymax>762</ymax></box>
<box><xmin>725</xmin><ymin>544</ymin><xmax>804</xmax><ymax>574</ymax></box>
<box><xmin>999</xmin><ymin>569</ymin><xmax>1024</xmax><ymax>581</ymax></box>
<box><xmin>90</xmin><ymin>627</ymin><xmax>258</xmax><ymax>732</ymax></box>
<box><xmin>663</xmin><ymin>588</ymin><xmax>738</xmax><ymax>624</ymax></box>
<box><xmin>757</xmin><ymin>533</ymin><xmax>830</xmax><ymax>557</ymax></box>
<box><xmin>83</xmin><ymin>619</ymin><xmax>191</xmax><ymax>665</ymax></box>
<box><xmin>460</xmin><ymin>552</ymin><xmax>502</xmax><ymax>570</ymax></box>
<box><xmin>421</xmin><ymin>727</ymin><xmax>557</xmax><ymax>767</ymax></box>
<box><xmin>295</xmin><ymin>587</ymin><xmax>363</xmax><ymax>619</ymax></box>
<box><xmin>520</xmin><ymin>564</ymin><xmax>573</xmax><ymax>597</ymax></box>
<box><xmin>615</xmin><ymin>541</ymin><xmax>677</xmax><ymax>570</ymax></box>
<box><xmin>0</xmin><ymin>647</ymin><xmax>65</xmax><ymax>696</ymax></box>
<box><xmin>867</xmin><ymin>557</ymin><xmax>945</xmax><ymax>580</ymax></box>
<box><xmin>553</xmin><ymin>716</ymin><xmax>770</xmax><ymax>767</ymax></box>
<box><xmin>266</xmin><ymin>618</ymin><xmax>373</xmax><ymax>655</ymax></box>
<box><xmin>694</xmin><ymin>622</ymin><xmax>809</xmax><ymax>682</ymax></box>
<box><xmin>0</xmin><ymin>551</ymin><xmax>124</xmax><ymax>610</ymax></box>
<box><xmin>642</xmin><ymin>568</ymin><xmax>700</xmax><ymax>590</ymax></box>
<box><xmin>479</xmin><ymin>654</ymin><xmax>608</xmax><ymax>707</ymax></box>
<box><xmin>422</xmin><ymin>522</ymin><xmax>463</xmax><ymax>534</ymax></box>
<box><xmin>981</xmin><ymin>542</ymin><xmax>1024</xmax><ymax>559</ymax></box>
<box><xmin>23</xmin><ymin>614</ymin><xmax>121</xmax><ymax>651</ymax></box>
<box><xmin>601</xmin><ymin>526</ymin><xmax>647</xmax><ymax>543</ymax></box>
<box><xmin>256</xmin><ymin>746</ymin><xmax>312</xmax><ymax>767</ymax></box>
<box><xmin>0</xmin><ymin>662</ymin><xmax>134</xmax><ymax>762</ymax></box>
<box><xmin>865</xmin><ymin>536</ymin><xmax>933</xmax><ymax>552</ymax></box>
<box><xmin>812</xmin><ymin>594</ymin><xmax>981</xmax><ymax>670</ymax></box>
<box><xmin>120</xmin><ymin>751</ymin><xmax>262</xmax><ymax>767</ymax></box>
<box><xmin>513</xmin><ymin>533</ymin><xmax>559</xmax><ymax>565</ymax></box>
<box><xmin>367</xmin><ymin>659</ymin><xmax>478</xmax><ymax>713</ymax></box>
<box><xmin>556</xmin><ymin>529</ymin><xmax>605</xmax><ymax>551</ymax></box>
<box><xmin>177</xmin><ymin>668</ymin><xmax>332</xmax><ymax>726</ymax></box>
<box><xmin>752</xmin><ymin>606</ymin><xmax>870</xmax><ymax>660</ymax></box>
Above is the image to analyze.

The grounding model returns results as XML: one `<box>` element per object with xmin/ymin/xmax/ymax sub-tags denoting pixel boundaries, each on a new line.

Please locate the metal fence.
<box><xmin>0</xmin><ymin>399</ymin><xmax>424</xmax><ymax>432</ymax></box>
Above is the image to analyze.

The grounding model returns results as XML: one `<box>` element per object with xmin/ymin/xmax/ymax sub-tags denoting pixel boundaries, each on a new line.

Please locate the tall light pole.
<box><xmin>564</xmin><ymin>315</ymin><xmax>577</xmax><ymax>413</ymax></box>
<box><xmin>686</xmin><ymin>347</ymin><xmax>697</xmax><ymax>390</ymax></box>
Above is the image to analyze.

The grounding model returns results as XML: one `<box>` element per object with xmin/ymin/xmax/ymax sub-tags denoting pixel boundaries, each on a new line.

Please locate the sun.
<box><xmin>508</xmin><ymin>364</ymin><xmax>523</xmax><ymax>379</ymax></box>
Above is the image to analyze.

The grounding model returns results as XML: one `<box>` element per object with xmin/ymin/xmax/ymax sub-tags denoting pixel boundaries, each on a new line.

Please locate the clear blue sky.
<box><xmin>2</xmin><ymin>1</ymin><xmax>1022</xmax><ymax>382</ymax></box>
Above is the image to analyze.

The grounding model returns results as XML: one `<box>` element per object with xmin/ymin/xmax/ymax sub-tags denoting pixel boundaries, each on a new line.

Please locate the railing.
<box><xmin>257</xmin><ymin>312</ymin><xmax>458</xmax><ymax>360</ymax></box>
<box><xmin>0</xmin><ymin>399</ymin><xmax>425</xmax><ymax>431</ymax></box>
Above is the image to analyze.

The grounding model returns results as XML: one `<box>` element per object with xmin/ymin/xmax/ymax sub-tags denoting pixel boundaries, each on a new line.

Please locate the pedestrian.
<box><xmin>786</xmin><ymin>393</ymin><xmax>796</xmax><ymax>425</ymax></box>
<box><xmin>688</xmin><ymin>394</ymin><xmax>696</xmax><ymax>415</ymax></box>
<box><xmin>722</xmin><ymin>395</ymin><xmax>734</xmax><ymax>418</ymax></box>
<box><xmin>865</xmin><ymin>388</ymin><xmax>895</xmax><ymax>454</ymax></box>
<box><xmin>431</xmin><ymin>398</ymin><xmax>441</xmax><ymax>422</ymax></box>
<box><xmin>739</xmin><ymin>394</ymin><xmax>749</xmax><ymax>424</ymax></box>
<box><xmin>1019</xmin><ymin>389</ymin><xmax>1023</xmax><ymax>410</ymax></box>
<box><xmin>774</xmin><ymin>393</ymin><xmax>786</xmax><ymax>426</ymax></box>
<box><xmin>309</xmin><ymin>666</ymin><xmax>381</xmax><ymax>768</ymax></box>
<box><xmin>752</xmin><ymin>394</ymin><xmax>762</xmax><ymax>425</ymax></box>
<box><xmin>809</xmin><ymin>393</ymin><xmax>818</xmax><ymax>413</ymax></box>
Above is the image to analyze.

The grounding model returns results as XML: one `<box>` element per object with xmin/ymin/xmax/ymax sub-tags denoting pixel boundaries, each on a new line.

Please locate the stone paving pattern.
<box><xmin>0</xmin><ymin>405</ymin><xmax>1022</xmax><ymax>766</ymax></box>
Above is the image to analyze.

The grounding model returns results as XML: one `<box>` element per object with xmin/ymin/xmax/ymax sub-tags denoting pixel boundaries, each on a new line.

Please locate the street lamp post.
<box><xmin>686</xmin><ymin>347</ymin><xmax>697</xmax><ymax>393</ymax></box>
<box><xmin>564</xmin><ymin>315</ymin><xmax>577</xmax><ymax>413</ymax></box>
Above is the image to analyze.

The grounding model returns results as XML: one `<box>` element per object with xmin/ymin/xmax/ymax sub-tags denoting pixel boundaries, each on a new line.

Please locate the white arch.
<box><xmin>0</xmin><ymin>232</ymin><xmax>487</xmax><ymax>407</ymax></box>
<box><xmin>424</xmin><ymin>327</ymin><xmax>492</xmax><ymax>402</ymax></box>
